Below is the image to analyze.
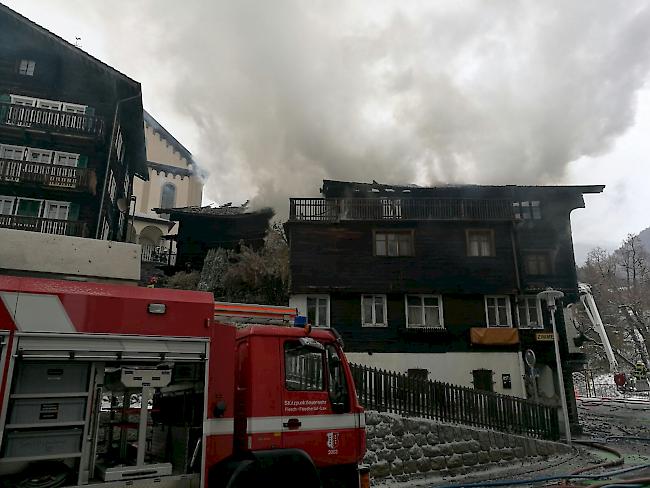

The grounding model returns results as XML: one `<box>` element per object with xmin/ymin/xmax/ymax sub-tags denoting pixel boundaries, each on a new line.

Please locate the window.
<box><xmin>485</xmin><ymin>295</ymin><xmax>512</xmax><ymax>327</ymax></box>
<box><xmin>327</xmin><ymin>344</ymin><xmax>350</xmax><ymax>413</ymax></box>
<box><xmin>62</xmin><ymin>103</ymin><xmax>86</xmax><ymax>114</ymax></box>
<box><xmin>406</xmin><ymin>295</ymin><xmax>444</xmax><ymax>328</ymax></box>
<box><xmin>361</xmin><ymin>294</ymin><xmax>387</xmax><ymax>327</ymax></box>
<box><xmin>0</xmin><ymin>145</ymin><xmax>26</xmax><ymax>160</ymax></box>
<box><xmin>0</xmin><ymin>196</ymin><xmax>15</xmax><ymax>215</ymax></box>
<box><xmin>407</xmin><ymin>369</ymin><xmax>429</xmax><ymax>381</ymax></box>
<box><xmin>517</xmin><ymin>296</ymin><xmax>543</xmax><ymax>329</ymax></box>
<box><xmin>15</xmin><ymin>198</ymin><xmax>43</xmax><ymax>217</ymax></box>
<box><xmin>513</xmin><ymin>201</ymin><xmax>541</xmax><ymax>220</ymax></box>
<box><xmin>472</xmin><ymin>369</ymin><xmax>494</xmax><ymax>392</ymax></box>
<box><xmin>381</xmin><ymin>198</ymin><xmax>402</xmax><ymax>219</ymax></box>
<box><xmin>54</xmin><ymin>151</ymin><xmax>79</xmax><ymax>167</ymax></box>
<box><xmin>160</xmin><ymin>182</ymin><xmax>176</xmax><ymax>209</ymax></box>
<box><xmin>9</xmin><ymin>95</ymin><xmax>36</xmax><ymax>107</ymax></box>
<box><xmin>467</xmin><ymin>230</ymin><xmax>494</xmax><ymax>257</ymax></box>
<box><xmin>26</xmin><ymin>148</ymin><xmax>52</xmax><ymax>164</ymax></box>
<box><xmin>115</xmin><ymin>127</ymin><xmax>125</xmax><ymax>162</ymax></box>
<box><xmin>525</xmin><ymin>253</ymin><xmax>550</xmax><ymax>275</ymax></box>
<box><xmin>108</xmin><ymin>170</ymin><xmax>117</xmax><ymax>203</ymax></box>
<box><xmin>44</xmin><ymin>201</ymin><xmax>69</xmax><ymax>220</ymax></box>
<box><xmin>18</xmin><ymin>59</ymin><xmax>36</xmax><ymax>76</ymax></box>
<box><xmin>375</xmin><ymin>231</ymin><xmax>413</xmax><ymax>256</ymax></box>
<box><xmin>307</xmin><ymin>296</ymin><xmax>329</xmax><ymax>327</ymax></box>
<box><xmin>101</xmin><ymin>219</ymin><xmax>110</xmax><ymax>240</ymax></box>
<box><xmin>284</xmin><ymin>342</ymin><xmax>324</xmax><ymax>391</ymax></box>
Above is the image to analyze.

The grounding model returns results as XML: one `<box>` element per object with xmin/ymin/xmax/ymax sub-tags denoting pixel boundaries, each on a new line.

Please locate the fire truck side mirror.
<box><xmin>213</xmin><ymin>400</ymin><xmax>227</xmax><ymax>418</ymax></box>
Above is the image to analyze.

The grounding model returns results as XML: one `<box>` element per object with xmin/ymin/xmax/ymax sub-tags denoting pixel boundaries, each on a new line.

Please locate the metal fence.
<box><xmin>350</xmin><ymin>363</ymin><xmax>560</xmax><ymax>440</ymax></box>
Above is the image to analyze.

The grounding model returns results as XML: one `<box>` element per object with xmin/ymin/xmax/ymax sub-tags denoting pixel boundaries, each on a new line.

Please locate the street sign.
<box><xmin>524</xmin><ymin>349</ymin><xmax>536</xmax><ymax>367</ymax></box>
<box><xmin>535</xmin><ymin>332</ymin><xmax>555</xmax><ymax>342</ymax></box>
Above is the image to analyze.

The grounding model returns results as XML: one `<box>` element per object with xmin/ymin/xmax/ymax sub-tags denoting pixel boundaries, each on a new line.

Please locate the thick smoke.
<box><xmin>12</xmin><ymin>0</ymin><xmax>650</xmax><ymax>215</ymax></box>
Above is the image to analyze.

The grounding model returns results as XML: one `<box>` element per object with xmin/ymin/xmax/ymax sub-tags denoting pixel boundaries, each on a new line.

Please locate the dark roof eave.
<box><xmin>0</xmin><ymin>4</ymin><xmax>139</xmax><ymax>88</ymax></box>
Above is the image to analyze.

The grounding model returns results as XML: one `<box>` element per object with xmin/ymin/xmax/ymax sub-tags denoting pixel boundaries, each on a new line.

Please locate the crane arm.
<box><xmin>578</xmin><ymin>282</ymin><xmax>619</xmax><ymax>371</ymax></box>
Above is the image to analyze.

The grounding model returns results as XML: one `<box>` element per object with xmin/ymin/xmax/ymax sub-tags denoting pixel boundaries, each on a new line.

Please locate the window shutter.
<box><xmin>68</xmin><ymin>203</ymin><xmax>80</xmax><ymax>221</ymax></box>
<box><xmin>77</xmin><ymin>155</ymin><xmax>88</xmax><ymax>168</ymax></box>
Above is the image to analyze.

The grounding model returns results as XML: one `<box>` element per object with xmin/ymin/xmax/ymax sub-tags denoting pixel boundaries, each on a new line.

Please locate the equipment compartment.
<box><xmin>13</xmin><ymin>362</ymin><xmax>90</xmax><ymax>394</ymax></box>
<box><xmin>9</xmin><ymin>397</ymin><xmax>87</xmax><ymax>425</ymax></box>
<box><xmin>4</xmin><ymin>428</ymin><xmax>82</xmax><ymax>458</ymax></box>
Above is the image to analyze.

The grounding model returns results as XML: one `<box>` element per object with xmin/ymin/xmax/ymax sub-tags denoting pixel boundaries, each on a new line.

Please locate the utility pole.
<box><xmin>537</xmin><ymin>288</ymin><xmax>572</xmax><ymax>446</ymax></box>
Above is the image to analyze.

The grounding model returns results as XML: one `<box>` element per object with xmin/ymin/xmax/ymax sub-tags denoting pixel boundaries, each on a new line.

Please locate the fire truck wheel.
<box><xmin>224</xmin><ymin>460</ymin><xmax>260</xmax><ymax>488</ymax></box>
<box><xmin>320</xmin><ymin>463</ymin><xmax>359</xmax><ymax>488</ymax></box>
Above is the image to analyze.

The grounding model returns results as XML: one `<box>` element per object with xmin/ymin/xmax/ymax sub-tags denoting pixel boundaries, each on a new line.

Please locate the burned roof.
<box><xmin>321</xmin><ymin>179</ymin><xmax>605</xmax><ymax>199</ymax></box>
<box><xmin>154</xmin><ymin>202</ymin><xmax>274</xmax><ymax>219</ymax></box>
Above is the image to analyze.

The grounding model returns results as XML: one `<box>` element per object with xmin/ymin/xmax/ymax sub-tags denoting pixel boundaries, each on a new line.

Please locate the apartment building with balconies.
<box><xmin>0</xmin><ymin>5</ymin><xmax>147</xmax><ymax>242</ymax></box>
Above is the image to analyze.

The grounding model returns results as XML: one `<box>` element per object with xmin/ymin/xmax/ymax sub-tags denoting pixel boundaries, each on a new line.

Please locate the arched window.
<box><xmin>160</xmin><ymin>182</ymin><xmax>176</xmax><ymax>210</ymax></box>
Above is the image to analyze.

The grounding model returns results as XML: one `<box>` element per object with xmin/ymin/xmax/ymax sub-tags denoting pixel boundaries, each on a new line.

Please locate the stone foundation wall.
<box><xmin>363</xmin><ymin>412</ymin><xmax>572</xmax><ymax>483</ymax></box>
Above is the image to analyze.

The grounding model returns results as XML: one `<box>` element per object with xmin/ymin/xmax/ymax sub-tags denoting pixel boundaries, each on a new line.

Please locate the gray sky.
<box><xmin>5</xmin><ymin>0</ymin><xmax>650</xmax><ymax>262</ymax></box>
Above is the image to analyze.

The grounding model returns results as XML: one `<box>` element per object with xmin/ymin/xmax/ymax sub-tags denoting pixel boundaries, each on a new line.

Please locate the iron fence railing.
<box><xmin>289</xmin><ymin>198</ymin><xmax>514</xmax><ymax>222</ymax></box>
<box><xmin>0</xmin><ymin>158</ymin><xmax>95</xmax><ymax>192</ymax></box>
<box><xmin>141</xmin><ymin>244</ymin><xmax>177</xmax><ymax>266</ymax></box>
<box><xmin>0</xmin><ymin>102</ymin><xmax>105</xmax><ymax>139</ymax></box>
<box><xmin>350</xmin><ymin>363</ymin><xmax>560</xmax><ymax>440</ymax></box>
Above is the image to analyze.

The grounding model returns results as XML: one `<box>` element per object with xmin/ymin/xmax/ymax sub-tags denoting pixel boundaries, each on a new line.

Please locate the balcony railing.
<box><xmin>289</xmin><ymin>198</ymin><xmax>515</xmax><ymax>222</ymax></box>
<box><xmin>0</xmin><ymin>102</ymin><xmax>105</xmax><ymax>139</ymax></box>
<box><xmin>141</xmin><ymin>244</ymin><xmax>177</xmax><ymax>266</ymax></box>
<box><xmin>0</xmin><ymin>215</ymin><xmax>88</xmax><ymax>237</ymax></box>
<box><xmin>0</xmin><ymin>158</ymin><xmax>96</xmax><ymax>193</ymax></box>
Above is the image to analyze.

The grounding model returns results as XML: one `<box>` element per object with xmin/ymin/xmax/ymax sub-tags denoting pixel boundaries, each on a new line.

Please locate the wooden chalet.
<box><xmin>0</xmin><ymin>4</ymin><xmax>147</xmax><ymax>241</ymax></box>
<box><xmin>285</xmin><ymin>179</ymin><xmax>604</xmax><ymax>428</ymax></box>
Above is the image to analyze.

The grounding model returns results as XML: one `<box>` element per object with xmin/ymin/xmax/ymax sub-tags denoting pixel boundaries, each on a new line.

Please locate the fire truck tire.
<box><xmin>223</xmin><ymin>460</ymin><xmax>260</xmax><ymax>488</ymax></box>
<box><xmin>250</xmin><ymin>449</ymin><xmax>321</xmax><ymax>488</ymax></box>
<box><xmin>320</xmin><ymin>463</ymin><xmax>359</xmax><ymax>488</ymax></box>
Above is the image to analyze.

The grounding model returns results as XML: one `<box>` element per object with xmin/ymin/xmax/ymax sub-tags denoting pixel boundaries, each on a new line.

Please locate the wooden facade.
<box><xmin>286</xmin><ymin>180</ymin><xmax>604</xmax><ymax>424</ymax></box>
<box><xmin>158</xmin><ymin>205</ymin><xmax>274</xmax><ymax>271</ymax></box>
<box><xmin>0</xmin><ymin>5</ymin><xmax>146</xmax><ymax>241</ymax></box>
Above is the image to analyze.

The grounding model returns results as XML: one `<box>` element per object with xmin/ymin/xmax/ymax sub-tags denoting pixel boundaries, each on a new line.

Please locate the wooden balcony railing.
<box><xmin>0</xmin><ymin>102</ymin><xmax>105</xmax><ymax>139</ymax></box>
<box><xmin>289</xmin><ymin>198</ymin><xmax>515</xmax><ymax>222</ymax></box>
<box><xmin>0</xmin><ymin>215</ymin><xmax>88</xmax><ymax>237</ymax></box>
<box><xmin>0</xmin><ymin>159</ymin><xmax>96</xmax><ymax>193</ymax></box>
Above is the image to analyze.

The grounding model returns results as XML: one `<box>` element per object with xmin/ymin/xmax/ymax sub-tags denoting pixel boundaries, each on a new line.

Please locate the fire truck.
<box><xmin>0</xmin><ymin>276</ymin><xmax>366</xmax><ymax>488</ymax></box>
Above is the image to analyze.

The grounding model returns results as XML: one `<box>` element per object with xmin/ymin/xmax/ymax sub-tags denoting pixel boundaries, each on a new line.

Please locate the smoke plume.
<box><xmin>11</xmin><ymin>0</ymin><xmax>650</xmax><ymax>216</ymax></box>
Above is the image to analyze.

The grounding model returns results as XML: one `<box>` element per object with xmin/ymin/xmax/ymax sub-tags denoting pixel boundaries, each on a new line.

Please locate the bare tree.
<box><xmin>578</xmin><ymin>234</ymin><xmax>650</xmax><ymax>370</ymax></box>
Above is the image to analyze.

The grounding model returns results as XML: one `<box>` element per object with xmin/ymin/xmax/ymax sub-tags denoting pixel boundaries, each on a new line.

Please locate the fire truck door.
<box><xmin>281</xmin><ymin>339</ymin><xmax>357</xmax><ymax>467</ymax></box>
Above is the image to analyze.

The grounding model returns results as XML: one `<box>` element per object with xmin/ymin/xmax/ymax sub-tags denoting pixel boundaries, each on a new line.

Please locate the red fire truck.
<box><xmin>0</xmin><ymin>276</ymin><xmax>366</xmax><ymax>488</ymax></box>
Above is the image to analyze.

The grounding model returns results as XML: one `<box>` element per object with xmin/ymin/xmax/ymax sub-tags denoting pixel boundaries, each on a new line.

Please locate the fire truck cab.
<box><xmin>0</xmin><ymin>276</ymin><xmax>365</xmax><ymax>488</ymax></box>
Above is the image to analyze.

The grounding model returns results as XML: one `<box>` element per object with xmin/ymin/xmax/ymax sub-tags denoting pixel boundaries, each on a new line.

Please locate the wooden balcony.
<box><xmin>0</xmin><ymin>215</ymin><xmax>88</xmax><ymax>237</ymax></box>
<box><xmin>0</xmin><ymin>102</ymin><xmax>105</xmax><ymax>139</ymax></box>
<box><xmin>0</xmin><ymin>159</ymin><xmax>96</xmax><ymax>193</ymax></box>
<box><xmin>289</xmin><ymin>198</ymin><xmax>515</xmax><ymax>222</ymax></box>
